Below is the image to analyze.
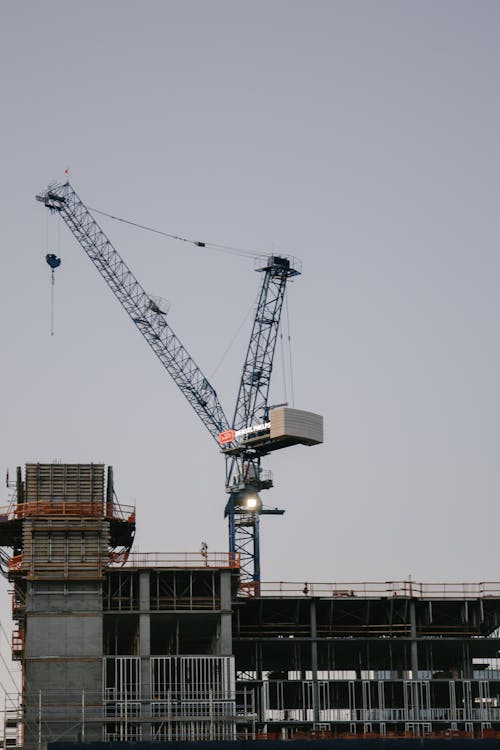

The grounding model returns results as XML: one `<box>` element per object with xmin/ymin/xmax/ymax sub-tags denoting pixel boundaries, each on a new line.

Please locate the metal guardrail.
<box><xmin>109</xmin><ymin>551</ymin><xmax>240</xmax><ymax>570</ymax></box>
<box><xmin>0</xmin><ymin>500</ymin><xmax>135</xmax><ymax>523</ymax></box>
<box><xmin>7</xmin><ymin>551</ymin><xmax>240</xmax><ymax>573</ymax></box>
<box><xmin>240</xmin><ymin>580</ymin><xmax>500</xmax><ymax>599</ymax></box>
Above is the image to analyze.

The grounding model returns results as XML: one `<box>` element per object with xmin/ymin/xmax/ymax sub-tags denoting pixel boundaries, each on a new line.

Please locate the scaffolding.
<box><xmin>104</xmin><ymin>655</ymin><xmax>238</xmax><ymax>741</ymax></box>
<box><xmin>0</xmin><ymin>464</ymin><xmax>136</xmax><ymax>749</ymax></box>
<box><xmin>1</xmin><ymin>653</ymin><xmax>254</xmax><ymax>747</ymax></box>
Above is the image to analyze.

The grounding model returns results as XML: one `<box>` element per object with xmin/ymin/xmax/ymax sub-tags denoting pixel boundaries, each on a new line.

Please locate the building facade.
<box><xmin>2</xmin><ymin>464</ymin><xmax>500</xmax><ymax>747</ymax></box>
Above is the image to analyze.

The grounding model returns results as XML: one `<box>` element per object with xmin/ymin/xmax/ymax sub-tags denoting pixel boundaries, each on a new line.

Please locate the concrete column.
<box><xmin>463</xmin><ymin>642</ymin><xmax>472</xmax><ymax>679</ymax></box>
<box><xmin>25</xmin><ymin>581</ymin><xmax>104</xmax><ymax>743</ymax></box>
<box><xmin>139</xmin><ymin>571</ymin><xmax>151</xmax><ymax>740</ymax></box>
<box><xmin>409</xmin><ymin>599</ymin><xmax>419</xmax><ymax>677</ymax></box>
<box><xmin>311</xmin><ymin>599</ymin><xmax>320</xmax><ymax>723</ymax></box>
<box><xmin>218</xmin><ymin>570</ymin><xmax>233</xmax><ymax>656</ymax></box>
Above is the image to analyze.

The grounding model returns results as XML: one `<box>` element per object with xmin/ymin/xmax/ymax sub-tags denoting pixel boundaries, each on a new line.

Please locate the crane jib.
<box><xmin>36</xmin><ymin>182</ymin><xmax>230</xmax><ymax>441</ymax></box>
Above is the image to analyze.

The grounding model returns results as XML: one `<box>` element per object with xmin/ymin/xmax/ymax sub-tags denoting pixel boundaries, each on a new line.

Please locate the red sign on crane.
<box><xmin>219</xmin><ymin>429</ymin><xmax>235</xmax><ymax>445</ymax></box>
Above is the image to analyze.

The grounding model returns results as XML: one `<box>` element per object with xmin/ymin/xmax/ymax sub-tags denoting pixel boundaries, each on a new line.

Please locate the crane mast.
<box><xmin>37</xmin><ymin>182</ymin><xmax>312</xmax><ymax>587</ymax></box>
<box><xmin>225</xmin><ymin>256</ymin><xmax>299</xmax><ymax>586</ymax></box>
<box><xmin>232</xmin><ymin>257</ymin><xmax>298</xmax><ymax>432</ymax></box>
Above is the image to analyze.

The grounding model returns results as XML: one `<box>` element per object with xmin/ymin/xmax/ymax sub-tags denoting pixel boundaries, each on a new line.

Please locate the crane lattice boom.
<box><xmin>37</xmin><ymin>183</ymin><xmax>230</xmax><ymax>442</ymax></box>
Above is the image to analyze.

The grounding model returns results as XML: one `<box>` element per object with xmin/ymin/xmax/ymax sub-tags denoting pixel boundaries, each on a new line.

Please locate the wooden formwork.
<box><xmin>24</xmin><ymin>463</ymin><xmax>105</xmax><ymax>503</ymax></box>
<box><xmin>21</xmin><ymin>517</ymin><xmax>110</xmax><ymax>580</ymax></box>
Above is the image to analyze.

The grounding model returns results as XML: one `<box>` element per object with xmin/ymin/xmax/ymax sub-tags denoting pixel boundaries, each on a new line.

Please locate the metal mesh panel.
<box><xmin>103</xmin><ymin>656</ymin><xmax>236</xmax><ymax>741</ymax></box>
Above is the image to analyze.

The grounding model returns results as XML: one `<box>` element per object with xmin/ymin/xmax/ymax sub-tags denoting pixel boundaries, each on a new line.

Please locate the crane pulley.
<box><xmin>37</xmin><ymin>181</ymin><xmax>323</xmax><ymax>588</ymax></box>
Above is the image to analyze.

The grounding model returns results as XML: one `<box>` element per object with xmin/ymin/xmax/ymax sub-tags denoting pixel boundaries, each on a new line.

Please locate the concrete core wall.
<box><xmin>24</xmin><ymin>581</ymin><xmax>104</xmax><ymax>745</ymax></box>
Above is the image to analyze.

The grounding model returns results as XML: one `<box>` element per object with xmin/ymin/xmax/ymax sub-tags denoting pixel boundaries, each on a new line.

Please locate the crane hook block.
<box><xmin>46</xmin><ymin>254</ymin><xmax>61</xmax><ymax>270</ymax></box>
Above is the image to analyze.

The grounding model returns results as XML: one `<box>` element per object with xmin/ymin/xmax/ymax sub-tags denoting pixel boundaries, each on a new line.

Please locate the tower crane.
<box><xmin>37</xmin><ymin>182</ymin><xmax>323</xmax><ymax>588</ymax></box>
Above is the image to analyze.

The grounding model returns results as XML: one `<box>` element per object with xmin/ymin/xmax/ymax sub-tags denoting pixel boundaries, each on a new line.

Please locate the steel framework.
<box><xmin>225</xmin><ymin>255</ymin><xmax>299</xmax><ymax>585</ymax></box>
<box><xmin>37</xmin><ymin>183</ymin><xmax>298</xmax><ymax>585</ymax></box>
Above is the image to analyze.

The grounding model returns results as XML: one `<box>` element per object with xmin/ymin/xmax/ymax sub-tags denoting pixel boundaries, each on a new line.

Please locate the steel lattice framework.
<box><xmin>37</xmin><ymin>182</ymin><xmax>299</xmax><ymax>586</ymax></box>
<box><xmin>232</xmin><ymin>257</ymin><xmax>298</xmax><ymax>433</ymax></box>
<box><xmin>225</xmin><ymin>256</ymin><xmax>299</xmax><ymax>586</ymax></box>
<box><xmin>38</xmin><ymin>183</ymin><xmax>230</xmax><ymax>440</ymax></box>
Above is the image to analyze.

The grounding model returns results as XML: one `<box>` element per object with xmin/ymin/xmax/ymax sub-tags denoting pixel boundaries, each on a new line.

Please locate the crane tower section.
<box><xmin>234</xmin><ymin>255</ymin><xmax>299</xmax><ymax>431</ymax></box>
<box><xmin>221</xmin><ymin>255</ymin><xmax>322</xmax><ymax>586</ymax></box>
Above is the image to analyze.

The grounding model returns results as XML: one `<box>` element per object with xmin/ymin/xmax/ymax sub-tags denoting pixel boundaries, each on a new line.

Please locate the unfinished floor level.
<box><xmin>2</xmin><ymin>465</ymin><xmax>500</xmax><ymax>747</ymax></box>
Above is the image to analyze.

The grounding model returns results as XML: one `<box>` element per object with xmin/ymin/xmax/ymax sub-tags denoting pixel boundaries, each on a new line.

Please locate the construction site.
<box><xmin>2</xmin><ymin>181</ymin><xmax>500</xmax><ymax>748</ymax></box>
<box><xmin>3</xmin><ymin>462</ymin><xmax>500</xmax><ymax>747</ymax></box>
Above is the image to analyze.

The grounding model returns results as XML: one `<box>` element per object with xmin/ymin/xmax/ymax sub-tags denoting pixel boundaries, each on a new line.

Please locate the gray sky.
<box><xmin>2</xmin><ymin>0</ymin><xmax>500</xmax><ymax>603</ymax></box>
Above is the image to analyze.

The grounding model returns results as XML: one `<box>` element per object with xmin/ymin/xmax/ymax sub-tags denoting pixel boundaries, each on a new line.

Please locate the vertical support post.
<box><xmin>218</xmin><ymin>570</ymin><xmax>233</xmax><ymax>656</ymax></box>
<box><xmin>124</xmin><ymin>681</ymin><xmax>128</xmax><ymax>740</ymax></box>
<box><xmin>251</xmin><ymin>688</ymin><xmax>257</xmax><ymax>740</ymax></box>
<box><xmin>38</xmin><ymin>690</ymin><xmax>42</xmax><ymax>750</ymax></box>
<box><xmin>167</xmin><ymin>690</ymin><xmax>172</xmax><ymax>741</ymax></box>
<box><xmin>228</xmin><ymin>509</ymin><xmax>236</xmax><ymax>571</ymax></box>
<box><xmin>139</xmin><ymin>571</ymin><xmax>151</xmax><ymax>740</ymax></box>
<box><xmin>409</xmin><ymin>599</ymin><xmax>418</xmax><ymax>677</ymax></box>
<box><xmin>449</xmin><ymin>680</ymin><xmax>457</xmax><ymax>727</ymax></box>
<box><xmin>256</xmin><ymin>642</ymin><xmax>263</xmax><ymax>682</ymax></box>
<box><xmin>106</xmin><ymin>466</ymin><xmax>114</xmax><ymax>517</ymax></box>
<box><xmin>81</xmin><ymin>689</ymin><xmax>85</xmax><ymax>742</ymax></box>
<box><xmin>409</xmin><ymin>600</ymin><xmax>420</xmax><ymax>730</ymax></box>
<box><xmin>209</xmin><ymin>689</ymin><xmax>214</xmax><ymax>740</ymax></box>
<box><xmin>348</xmin><ymin>680</ymin><xmax>356</xmax><ymax>733</ymax></box>
<box><xmin>310</xmin><ymin>598</ymin><xmax>320</xmax><ymax>723</ymax></box>
<box><xmin>253</xmin><ymin>515</ymin><xmax>261</xmax><ymax>593</ymax></box>
<box><xmin>378</xmin><ymin>681</ymin><xmax>386</xmax><ymax>735</ymax></box>
<box><xmin>463</xmin><ymin>641</ymin><xmax>472</xmax><ymax>679</ymax></box>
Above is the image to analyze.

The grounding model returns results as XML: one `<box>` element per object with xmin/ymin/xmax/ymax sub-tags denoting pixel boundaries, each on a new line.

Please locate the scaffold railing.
<box><xmin>109</xmin><ymin>551</ymin><xmax>240</xmax><ymax>569</ymax></box>
<box><xmin>0</xmin><ymin>499</ymin><xmax>135</xmax><ymax>522</ymax></box>
<box><xmin>7</xmin><ymin>684</ymin><xmax>500</xmax><ymax>746</ymax></box>
<box><xmin>239</xmin><ymin>580</ymin><xmax>500</xmax><ymax>599</ymax></box>
<box><xmin>1</xmin><ymin>687</ymin><xmax>248</xmax><ymax>747</ymax></box>
<box><xmin>6</xmin><ymin>550</ymin><xmax>240</xmax><ymax>576</ymax></box>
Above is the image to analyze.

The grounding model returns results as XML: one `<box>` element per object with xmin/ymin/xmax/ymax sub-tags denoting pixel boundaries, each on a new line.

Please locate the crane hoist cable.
<box><xmin>45</xmin><ymin>253</ymin><xmax>61</xmax><ymax>337</ymax></box>
<box><xmin>87</xmin><ymin>205</ymin><xmax>273</xmax><ymax>261</ymax></box>
<box><xmin>284</xmin><ymin>288</ymin><xmax>295</xmax><ymax>407</ymax></box>
<box><xmin>209</xmin><ymin>291</ymin><xmax>259</xmax><ymax>381</ymax></box>
<box><xmin>88</xmin><ymin>205</ymin><xmax>299</xmax><ymax>391</ymax></box>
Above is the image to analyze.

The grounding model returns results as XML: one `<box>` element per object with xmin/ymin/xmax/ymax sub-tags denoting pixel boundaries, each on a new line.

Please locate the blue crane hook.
<box><xmin>46</xmin><ymin>253</ymin><xmax>61</xmax><ymax>270</ymax></box>
<box><xmin>45</xmin><ymin>254</ymin><xmax>61</xmax><ymax>335</ymax></box>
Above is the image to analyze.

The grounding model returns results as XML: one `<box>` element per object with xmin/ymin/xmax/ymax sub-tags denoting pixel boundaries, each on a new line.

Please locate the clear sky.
<box><xmin>1</xmin><ymin>0</ymin><xmax>500</xmax><ymax>614</ymax></box>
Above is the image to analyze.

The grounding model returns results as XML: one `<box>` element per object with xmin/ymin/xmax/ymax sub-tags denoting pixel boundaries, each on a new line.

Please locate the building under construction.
<box><xmin>2</xmin><ymin>463</ymin><xmax>500</xmax><ymax>748</ymax></box>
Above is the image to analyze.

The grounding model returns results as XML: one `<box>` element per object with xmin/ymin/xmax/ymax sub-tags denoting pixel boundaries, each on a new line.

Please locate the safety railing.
<box><xmin>8</xmin><ymin>555</ymin><xmax>23</xmax><ymax>572</ymax></box>
<box><xmin>109</xmin><ymin>551</ymin><xmax>240</xmax><ymax>570</ymax></box>
<box><xmin>11</xmin><ymin>588</ymin><xmax>25</xmax><ymax>613</ymax></box>
<box><xmin>240</xmin><ymin>580</ymin><xmax>500</xmax><ymax>599</ymax></box>
<box><xmin>11</xmin><ymin>629</ymin><xmax>23</xmax><ymax>659</ymax></box>
<box><xmin>7</xmin><ymin>551</ymin><xmax>239</xmax><ymax>576</ymax></box>
<box><xmin>0</xmin><ymin>500</ymin><xmax>135</xmax><ymax>523</ymax></box>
